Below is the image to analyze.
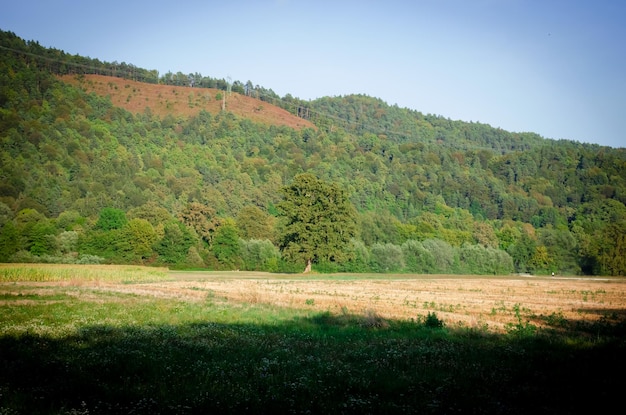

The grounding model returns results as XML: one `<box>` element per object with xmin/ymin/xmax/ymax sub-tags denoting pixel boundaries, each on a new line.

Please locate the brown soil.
<box><xmin>59</xmin><ymin>74</ymin><xmax>315</xmax><ymax>130</ymax></box>
<box><xmin>98</xmin><ymin>272</ymin><xmax>626</xmax><ymax>333</ymax></box>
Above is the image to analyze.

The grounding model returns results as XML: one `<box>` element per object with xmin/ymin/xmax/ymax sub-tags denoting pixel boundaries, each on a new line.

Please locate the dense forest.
<box><xmin>1</xmin><ymin>30</ymin><xmax>625</xmax><ymax>275</ymax></box>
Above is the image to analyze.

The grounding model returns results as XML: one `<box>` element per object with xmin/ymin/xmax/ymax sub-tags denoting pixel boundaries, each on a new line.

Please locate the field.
<box><xmin>1</xmin><ymin>264</ymin><xmax>625</xmax><ymax>414</ymax></box>
<box><xmin>157</xmin><ymin>271</ymin><xmax>626</xmax><ymax>333</ymax></box>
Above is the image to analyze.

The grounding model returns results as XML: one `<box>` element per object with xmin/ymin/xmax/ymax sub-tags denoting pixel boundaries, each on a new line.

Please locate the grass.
<box><xmin>1</xmin><ymin>265</ymin><xmax>625</xmax><ymax>414</ymax></box>
<box><xmin>0</xmin><ymin>263</ymin><xmax>170</xmax><ymax>284</ymax></box>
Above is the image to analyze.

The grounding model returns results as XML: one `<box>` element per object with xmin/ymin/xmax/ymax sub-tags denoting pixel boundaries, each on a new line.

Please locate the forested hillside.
<box><xmin>1</xmin><ymin>30</ymin><xmax>625</xmax><ymax>275</ymax></box>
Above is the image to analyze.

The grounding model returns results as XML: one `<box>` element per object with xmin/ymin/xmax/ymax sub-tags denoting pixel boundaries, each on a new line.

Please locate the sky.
<box><xmin>1</xmin><ymin>0</ymin><xmax>625</xmax><ymax>148</ymax></box>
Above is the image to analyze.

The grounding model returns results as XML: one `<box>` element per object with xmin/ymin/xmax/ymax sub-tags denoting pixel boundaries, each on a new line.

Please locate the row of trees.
<box><xmin>0</xmin><ymin>171</ymin><xmax>605</xmax><ymax>275</ymax></box>
<box><xmin>1</xmin><ymin>30</ymin><xmax>625</xmax><ymax>275</ymax></box>
<box><xmin>0</xmin><ymin>174</ymin><xmax>516</xmax><ymax>275</ymax></box>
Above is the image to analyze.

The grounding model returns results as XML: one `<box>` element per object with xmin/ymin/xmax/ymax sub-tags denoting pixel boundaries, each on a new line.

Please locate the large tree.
<box><xmin>277</xmin><ymin>173</ymin><xmax>357</xmax><ymax>272</ymax></box>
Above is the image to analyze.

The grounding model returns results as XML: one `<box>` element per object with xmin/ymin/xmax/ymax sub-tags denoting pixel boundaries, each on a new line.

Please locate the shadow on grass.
<box><xmin>531</xmin><ymin>308</ymin><xmax>626</xmax><ymax>338</ymax></box>
<box><xmin>1</xmin><ymin>311</ymin><xmax>625</xmax><ymax>415</ymax></box>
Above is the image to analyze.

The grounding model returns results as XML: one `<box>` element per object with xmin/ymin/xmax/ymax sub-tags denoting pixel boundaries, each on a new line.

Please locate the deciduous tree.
<box><xmin>277</xmin><ymin>174</ymin><xmax>357</xmax><ymax>272</ymax></box>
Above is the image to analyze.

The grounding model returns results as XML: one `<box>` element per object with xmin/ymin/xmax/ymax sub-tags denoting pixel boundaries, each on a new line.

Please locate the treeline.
<box><xmin>0</xmin><ymin>203</ymin><xmax>516</xmax><ymax>275</ymax></box>
<box><xmin>0</xmin><ymin>30</ymin><xmax>280</xmax><ymax>103</ymax></box>
<box><xmin>0</xmin><ymin>30</ymin><xmax>556</xmax><ymax>154</ymax></box>
<box><xmin>1</xmin><ymin>30</ymin><xmax>625</xmax><ymax>275</ymax></box>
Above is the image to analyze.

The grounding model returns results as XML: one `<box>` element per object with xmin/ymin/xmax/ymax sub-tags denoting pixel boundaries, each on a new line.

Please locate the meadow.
<box><xmin>1</xmin><ymin>264</ymin><xmax>625</xmax><ymax>414</ymax></box>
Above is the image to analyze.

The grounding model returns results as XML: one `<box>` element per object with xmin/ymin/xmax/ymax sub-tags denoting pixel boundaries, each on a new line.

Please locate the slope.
<box><xmin>59</xmin><ymin>74</ymin><xmax>315</xmax><ymax>130</ymax></box>
<box><xmin>2</xmin><ymin>29</ymin><xmax>626</xmax><ymax>275</ymax></box>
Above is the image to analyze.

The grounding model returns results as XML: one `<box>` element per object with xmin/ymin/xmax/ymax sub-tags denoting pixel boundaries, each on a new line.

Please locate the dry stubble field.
<box><xmin>96</xmin><ymin>271</ymin><xmax>626</xmax><ymax>332</ymax></box>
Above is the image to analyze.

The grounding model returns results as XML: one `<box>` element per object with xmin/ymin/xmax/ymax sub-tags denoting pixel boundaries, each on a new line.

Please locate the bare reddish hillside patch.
<box><xmin>59</xmin><ymin>74</ymin><xmax>315</xmax><ymax>130</ymax></box>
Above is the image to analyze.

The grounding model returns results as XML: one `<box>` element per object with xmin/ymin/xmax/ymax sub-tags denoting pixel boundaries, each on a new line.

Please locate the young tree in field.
<box><xmin>277</xmin><ymin>173</ymin><xmax>357</xmax><ymax>273</ymax></box>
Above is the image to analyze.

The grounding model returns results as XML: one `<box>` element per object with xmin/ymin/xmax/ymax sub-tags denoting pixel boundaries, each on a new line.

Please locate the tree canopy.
<box><xmin>277</xmin><ymin>174</ymin><xmax>357</xmax><ymax>271</ymax></box>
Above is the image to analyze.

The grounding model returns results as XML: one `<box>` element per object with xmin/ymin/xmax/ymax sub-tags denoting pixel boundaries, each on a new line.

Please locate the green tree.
<box><xmin>29</xmin><ymin>220</ymin><xmax>57</xmax><ymax>256</ymax></box>
<box><xmin>459</xmin><ymin>243</ymin><xmax>513</xmax><ymax>275</ymax></box>
<box><xmin>211</xmin><ymin>221</ymin><xmax>242</xmax><ymax>269</ymax></box>
<box><xmin>127</xmin><ymin>201</ymin><xmax>173</xmax><ymax>227</ymax></box>
<box><xmin>473</xmin><ymin>221</ymin><xmax>498</xmax><ymax>248</ymax></box>
<box><xmin>154</xmin><ymin>220</ymin><xmax>196</xmax><ymax>265</ymax></box>
<box><xmin>370</xmin><ymin>243</ymin><xmax>404</xmax><ymax>273</ymax></box>
<box><xmin>56</xmin><ymin>210</ymin><xmax>85</xmax><ymax>231</ymax></box>
<box><xmin>116</xmin><ymin>218</ymin><xmax>157</xmax><ymax>262</ymax></box>
<box><xmin>528</xmin><ymin>245</ymin><xmax>553</xmax><ymax>273</ymax></box>
<box><xmin>277</xmin><ymin>173</ymin><xmax>357</xmax><ymax>272</ymax></box>
<box><xmin>14</xmin><ymin>208</ymin><xmax>48</xmax><ymax>254</ymax></box>
<box><xmin>0</xmin><ymin>202</ymin><xmax>14</xmax><ymax>229</ymax></box>
<box><xmin>96</xmin><ymin>207</ymin><xmax>127</xmax><ymax>231</ymax></box>
<box><xmin>422</xmin><ymin>239</ymin><xmax>457</xmax><ymax>273</ymax></box>
<box><xmin>56</xmin><ymin>230</ymin><xmax>79</xmax><ymax>255</ymax></box>
<box><xmin>507</xmin><ymin>231</ymin><xmax>536</xmax><ymax>273</ymax></box>
<box><xmin>402</xmin><ymin>239</ymin><xmax>436</xmax><ymax>273</ymax></box>
<box><xmin>0</xmin><ymin>221</ymin><xmax>20</xmax><ymax>261</ymax></box>
<box><xmin>236</xmin><ymin>205</ymin><xmax>275</xmax><ymax>241</ymax></box>
<box><xmin>178</xmin><ymin>202</ymin><xmax>220</xmax><ymax>245</ymax></box>
<box><xmin>240</xmin><ymin>239</ymin><xmax>281</xmax><ymax>271</ymax></box>
<box><xmin>599</xmin><ymin>221</ymin><xmax>626</xmax><ymax>276</ymax></box>
<box><xmin>343</xmin><ymin>238</ymin><xmax>370</xmax><ymax>272</ymax></box>
<box><xmin>538</xmin><ymin>227</ymin><xmax>579</xmax><ymax>274</ymax></box>
<box><xmin>79</xmin><ymin>229</ymin><xmax>121</xmax><ymax>261</ymax></box>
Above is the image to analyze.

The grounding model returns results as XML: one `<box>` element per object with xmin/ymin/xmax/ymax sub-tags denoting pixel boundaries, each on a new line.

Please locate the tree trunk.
<box><xmin>303</xmin><ymin>259</ymin><xmax>312</xmax><ymax>273</ymax></box>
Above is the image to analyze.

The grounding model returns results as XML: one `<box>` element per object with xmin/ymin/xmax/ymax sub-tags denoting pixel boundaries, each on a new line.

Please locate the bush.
<box><xmin>422</xmin><ymin>239</ymin><xmax>457</xmax><ymax>273</ymax></box>
<box><xmin>342</xmin><ymin>238</ymin><xmax>370</xmax><ymax>272</ymax></box>
<box><xmin>402</xmin><ymin>239</ymin><xmax>436</xmax><ymax>273</ymax></box>
<box><xmin>240</xmin><ymin>239</ymin><xmax>281</xmax><ymax>271</ymax></box>
<box><xmin>423</xmin><ymin>311</ymin><xmax>445</xmax><ymax>329</ymax></box>
<box><xmin>9</xmin><ymin>250</ymin><xmax>40</xmax><ymax>263</ymax></box>
<box><xmin>76</xmin><ymin>254</ymin><xmax>104</xmax><ymax>264</ymax></box>
<box><xmin>370</xmin><ymin>243</ymin><xmax>404</xmax><ymax>273</ymax></box>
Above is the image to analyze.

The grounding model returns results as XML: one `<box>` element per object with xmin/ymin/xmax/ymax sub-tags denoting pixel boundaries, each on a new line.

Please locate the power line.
<box><xmin>1</xmin><ymin>42</ymin><xmax>423</xmax><ymax>140</ymax></box>
<box><xmin>0</xmin><ymin>44</ymin><xmax>157</xmax><ymax>82</ymax></box>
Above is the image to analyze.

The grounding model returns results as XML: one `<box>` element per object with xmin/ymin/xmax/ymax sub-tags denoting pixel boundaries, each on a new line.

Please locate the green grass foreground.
<box><xmin>1</xmin><ymin>266</ymin><xmax>625</xmax><ymax>414</ymax></box>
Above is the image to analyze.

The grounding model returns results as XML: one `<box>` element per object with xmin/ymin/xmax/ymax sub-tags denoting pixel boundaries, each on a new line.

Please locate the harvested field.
<box><xmin>2</xmin><ymin>266</ymin><xmax>625</xmax><ymax>414</ymax></box>
<box><xmin>97</xmin><ymin>271</ymin><xmax>626</xmax><ymax>333</ymax></box>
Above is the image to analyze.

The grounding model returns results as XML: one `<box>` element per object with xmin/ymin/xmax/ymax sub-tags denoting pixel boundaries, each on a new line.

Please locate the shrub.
<box><xmin>370</xmin><ymin>243</ymin><xmax>404</xmax><ymax>273</ymax></box>
<box><xmin>422</xmin><ymin>239</ymin><xmax>457</xmax><ymax>273</ymax></box>
<box><xmin>423</xmin><ymin>311</ymin><xmax>445</xmax><ymax>329</ymax></box>
<box><xmin>342</xmin><ymin>238</ymin><xmax>370</xmax><ymax>272</ymax></box>
<box><xmin>76</xmin><ymin>254</ymin><xmax>104</xmax><ymax>264</ymax></box>
<box><xmin>402</xmin><ymin>239</ymin><xmax>436</xmax><ymax>273</ymax></box>
<box><xmin>240</xmin><ymin>239</ymin><xmax>281</xmax><ymax>271</ymax></box>
<box><xmin>505</xmin><ymin>304</ymin><xmax>537</xmax><ymax>337</ymax></box>
<box><xmin>9</xmin><ymin>250</ymin><xmax>40</xmax><ymax>263</ymax></box>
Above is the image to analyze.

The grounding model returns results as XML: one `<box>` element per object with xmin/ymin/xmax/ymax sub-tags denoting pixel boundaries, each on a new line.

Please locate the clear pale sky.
<box><xmin>1</xmin><ymin>0</ymin><xmax>624</xmax><ymax>148</ymax></box>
